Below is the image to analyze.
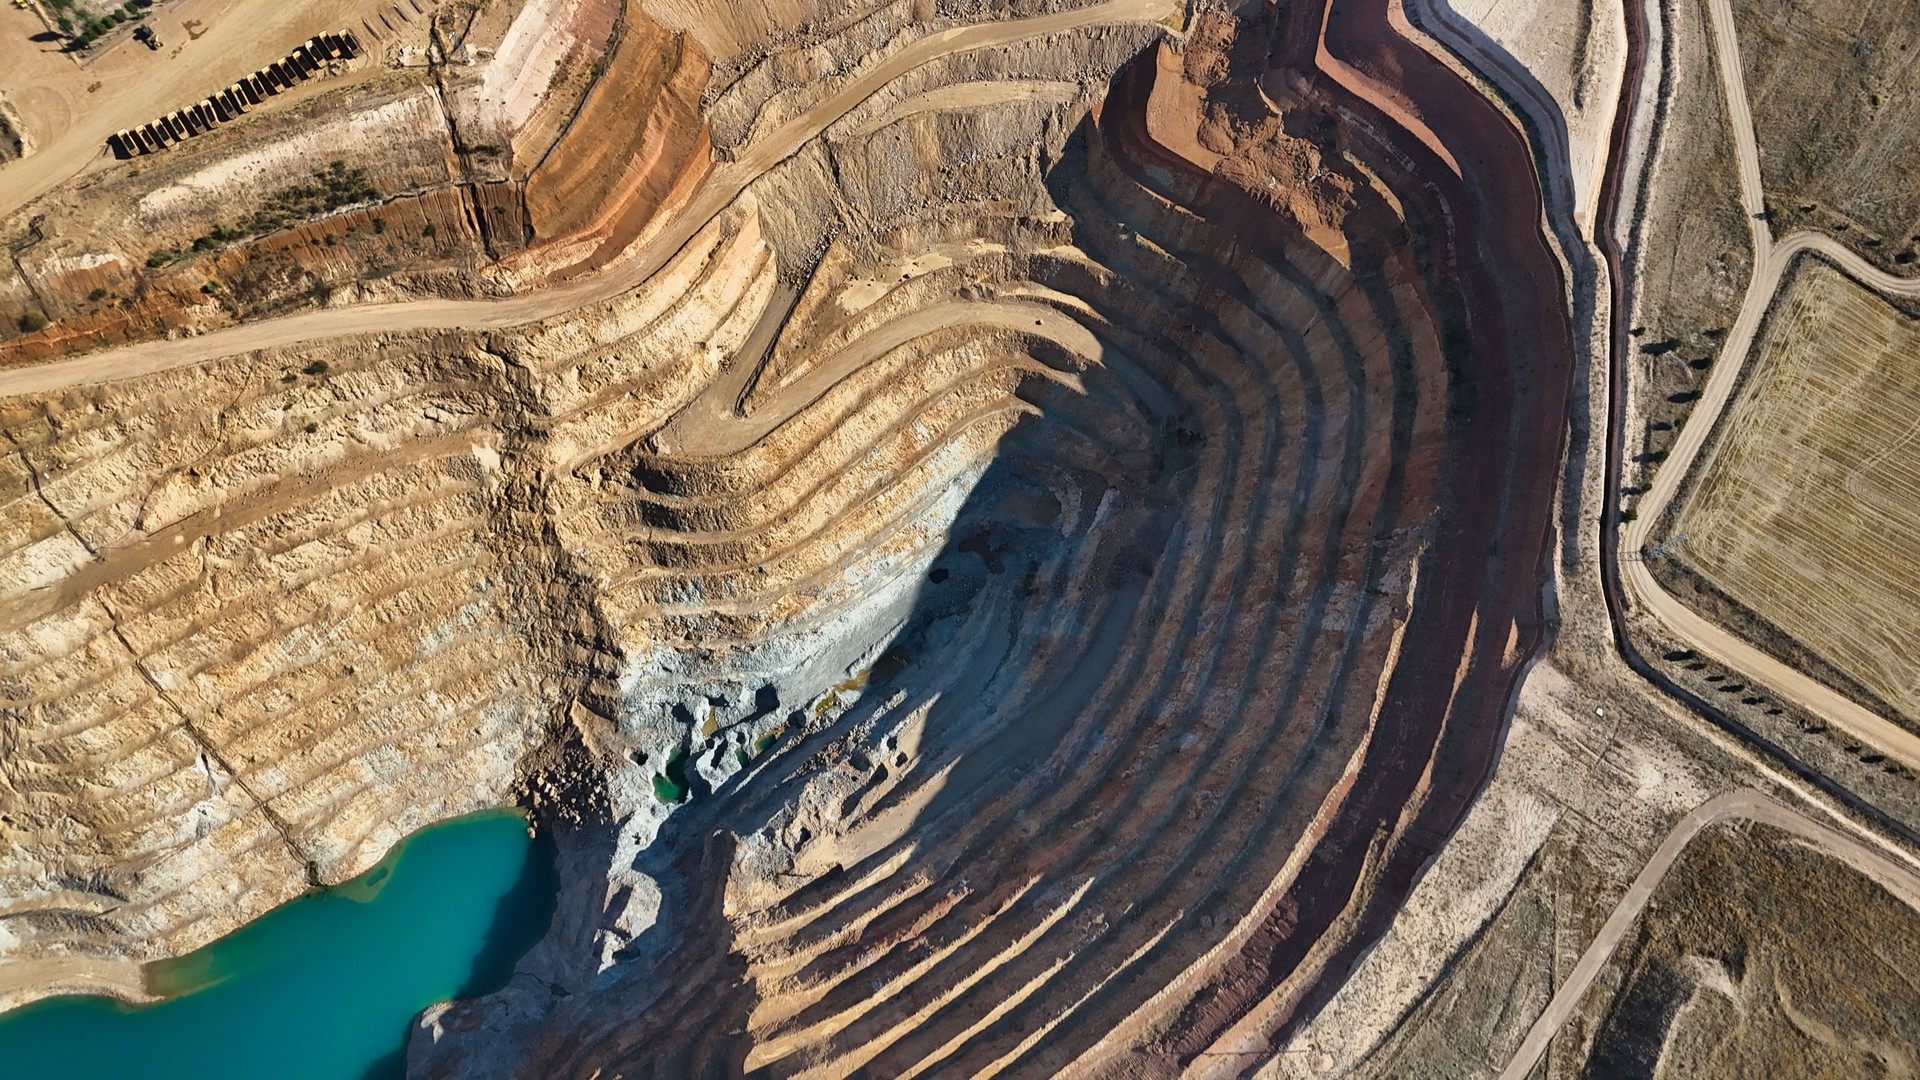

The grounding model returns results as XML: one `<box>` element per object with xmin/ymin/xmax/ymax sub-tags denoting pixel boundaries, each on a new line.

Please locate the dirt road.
<box><xmin>1617</xmin><ymin>0</ymin><xmax>1920</xmax><ymax>769</ymax></box>
<box><xmin>0</xmin><ymin>0</ymin><xmax>1175</xmax><ymax>402</ymax></box>
<box><xmin>1496</xmin><ymin>788</ymin><xmax>1920</xmax><ymax>1080</ymax></box>
<box><xmin>0</xmin><ymin>0</ymin><xmax>401</xmax><ymax>222</ymax></box>
<box><xmin>653</xmin><ymin>297</ymin><xmax>1098</xmax><ymax>457</ymax></box>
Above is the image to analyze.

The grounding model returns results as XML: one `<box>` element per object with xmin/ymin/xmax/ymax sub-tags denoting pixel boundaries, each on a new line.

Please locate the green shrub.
<box><xmin>87</xmin><ymin>287</ymin><xmax>108</xmax><ymax>301</ymax></box>
<box><xmin>302</xmin><ymin>360</ymin><xmax>329</xmax><ymax>376</ymax></box>
<box><xmin>17</xmin><ymin>311</ymin><xmax>49</xmax><ymax>333</ymax></box>
<box><xmin>239</xmin><ymin>162</ymin><xmax>381</xmax><ymax>236</ymax></box>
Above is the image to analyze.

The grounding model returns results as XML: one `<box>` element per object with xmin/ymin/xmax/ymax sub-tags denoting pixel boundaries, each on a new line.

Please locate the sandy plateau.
<box><xmin>4</xmin><ymin>0</ymin><xmax>1920</xmax><ymax>1077</ymax></box>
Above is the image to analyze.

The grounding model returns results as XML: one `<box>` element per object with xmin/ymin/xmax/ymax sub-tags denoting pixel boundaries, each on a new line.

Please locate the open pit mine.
<box><xmin>6</xmin><ymin>0</ymin><xmax>1920</xmax><ymax>1076</ymax></box>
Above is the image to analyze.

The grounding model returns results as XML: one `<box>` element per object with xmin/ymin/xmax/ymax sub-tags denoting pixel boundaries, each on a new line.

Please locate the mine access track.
<box><xmin>107</xmin><ymin>30</ymin><xmax>362</xmax><ymax>158</ymax></box>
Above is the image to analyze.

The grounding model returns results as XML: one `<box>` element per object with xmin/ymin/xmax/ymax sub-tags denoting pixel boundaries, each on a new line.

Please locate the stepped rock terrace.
<box><xmin>0</xmin><ymin>0</ymin><xmax>1578</xmax><ymax>1073</ymax></box>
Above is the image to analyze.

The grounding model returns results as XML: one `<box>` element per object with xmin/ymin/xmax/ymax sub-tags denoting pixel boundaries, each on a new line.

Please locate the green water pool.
<box><xmin>0</xmin><ymin>809</ymin><xmax>557</xmax><ymax>1080</ymax></box>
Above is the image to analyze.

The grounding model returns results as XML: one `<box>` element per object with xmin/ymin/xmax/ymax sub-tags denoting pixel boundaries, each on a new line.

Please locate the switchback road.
<box><xmin>0</xmin><ymin>0</ymin><xmax>1175</xmax><ymax>400</ymax></box>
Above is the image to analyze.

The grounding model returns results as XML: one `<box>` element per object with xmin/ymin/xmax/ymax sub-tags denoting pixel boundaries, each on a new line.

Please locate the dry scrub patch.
<box><xmin>1578</xmin><ymin>822</ymin><xmax>1920</xmax><ymax>1076</ymax></box>
<box><xmin>1671</xmin><ymin>259</ymin><xmax>1920</xmax><ymax>728</ymax></box>
<box><xmin>1733</xmin><ymin>0</ymin><xmax>1920</xmax><ymax>269</ymax></box>
<box><xmin>1621</xmin><ymin>0</ymin><xmax>1750</xmax><ymax>493</ymax></box>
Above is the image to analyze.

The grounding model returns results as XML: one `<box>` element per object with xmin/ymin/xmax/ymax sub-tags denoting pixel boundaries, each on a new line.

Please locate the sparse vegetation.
<box><xmin>242</xmin><ymin>163</ymin><xmax>381</xmax><ymax>234</ymax></box>
<box><xmin>149</xmin><ymin>165</ymin><xmax>384</xmax><ymax>269</ymax></box>
<box><xmin>17</xmin><ymin>311</ymin><xmax>49</xmax><ymax>333</ymax></box>
<box><xmin>1734</xmin><ymin>0</ymin><xmax>1920</xmax><ymax>272</ymax></box>
<box><xmin>1591</xmin><ymin>824</ymin><xmax>1920</xmax><ymax>1077</ymax></box>
<box><xmin>57</xmin><ymin>0</ymin><xmax>143</xmax><ymax>50</ymax></box>
<box><xmin>1671</xmin><ymin>262</ymin><xmax>1920</xmax><ymax>726</ymax></box>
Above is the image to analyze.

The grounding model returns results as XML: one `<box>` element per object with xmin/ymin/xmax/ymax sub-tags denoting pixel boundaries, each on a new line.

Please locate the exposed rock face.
<box><xmin>409</xmin><ymin>0</ymin><xmax>1574</xmax><ymax>1072</ymax></box>
<box><xmin>0</xmin><ymin>0</ymin><xmax>709</xmax><ymax>362</ymax></box>
<box><xmin>0</xmin><ymin>0</ymin><xmax>1576</xmax><ymax>1071</ymax></box>
<box><xmin>0</xmin><ymin>332</ymin><xmax>557</xmax><ymax>972</ymax></box>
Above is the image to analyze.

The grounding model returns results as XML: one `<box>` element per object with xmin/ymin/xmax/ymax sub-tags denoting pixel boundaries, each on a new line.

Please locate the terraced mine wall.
<box><xmin>406</xmin><ymin>0</ymin><xmax>1576</xmax><ymax>1074</ymax></box>
<box><xmin>0</xmin><ymin>5</ymin><xmax>706</xmax><ymax>360</ymax></box>
<box><xmin>517</xmin><ymin>10</ymin><xmax>711</xmax><ymax>276</ymax></box>
<box><xmin>0</xmin><ymin>0</ymin><xmax>1577</xmax><ymax>1071</ymax></box>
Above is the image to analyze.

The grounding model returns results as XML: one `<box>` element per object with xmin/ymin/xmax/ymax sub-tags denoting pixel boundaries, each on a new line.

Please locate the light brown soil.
<box><xmin>1580</xmin><ymin>821</ymin><xmax>1920</xmax><ymax>1077</ymax></box>
<box><xmin>1732</xmin><ymin>0</ymin><xmax>1920</xmax><ymax>272</ymax></box>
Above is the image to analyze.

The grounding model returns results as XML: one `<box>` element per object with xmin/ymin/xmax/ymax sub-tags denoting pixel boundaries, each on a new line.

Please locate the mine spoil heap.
<box><xmin>0</xmin><ymin>0</ymin><xmax>1573</xmax><ymax>1074</ymax></box>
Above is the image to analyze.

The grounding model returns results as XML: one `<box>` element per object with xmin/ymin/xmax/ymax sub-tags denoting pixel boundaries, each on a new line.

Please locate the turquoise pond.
<box><xmin>0</xmin><ymin>810</ymin><xmax>557</xmax><ymax>1080</ymax></box>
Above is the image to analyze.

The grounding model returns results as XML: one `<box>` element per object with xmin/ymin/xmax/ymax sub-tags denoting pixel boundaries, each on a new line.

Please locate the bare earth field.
<box><xmin>1672</xmin><ymin>258</ymin><xmax>1920</xmax><ymax>730</ymax></box>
